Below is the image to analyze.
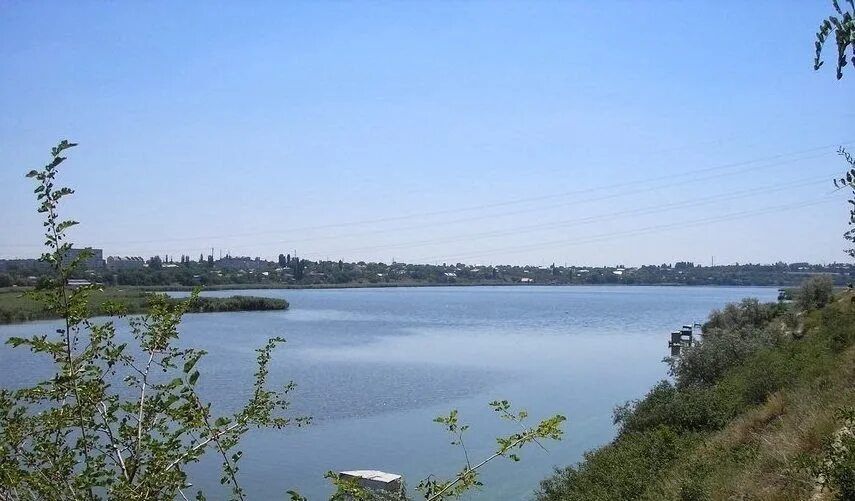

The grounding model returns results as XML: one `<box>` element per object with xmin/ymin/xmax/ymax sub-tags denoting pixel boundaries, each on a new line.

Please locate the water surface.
<box><xmin>0</xmin><ymin>286</ymin><xmax>777</xmax><ymax>499</ymax></box>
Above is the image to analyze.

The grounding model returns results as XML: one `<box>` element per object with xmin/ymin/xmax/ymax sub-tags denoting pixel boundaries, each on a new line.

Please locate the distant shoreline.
<box><xmin>0</xmin><ymin>289</ymin><xmax>288</xmax><ymax>325</ymax></box>
<box><xmin>1</xmin><ymin>282</ymin><xmax>784</xmax><ymax>296</ymax></box>
<box><xmin>132</xmin><ymin>282</ymin><xmax>784</xmax><ymax>292</ymax></box>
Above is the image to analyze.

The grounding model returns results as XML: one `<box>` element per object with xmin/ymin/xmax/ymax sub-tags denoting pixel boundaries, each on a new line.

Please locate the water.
<box><xmin>0</xmin><ymin>285</ymin><xmax>778</xmax><ymax>499</ymax></box>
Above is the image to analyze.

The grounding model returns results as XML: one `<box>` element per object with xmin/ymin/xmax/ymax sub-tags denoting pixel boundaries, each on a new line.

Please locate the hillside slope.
<box><xmin>537</xmin><ymin>284</ymin><xmax>855</xmax><ymax>501</ymax></box>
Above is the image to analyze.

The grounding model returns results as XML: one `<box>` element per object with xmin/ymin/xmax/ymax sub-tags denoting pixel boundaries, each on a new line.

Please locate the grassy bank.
<box><xmin>537</xmin><ymin>280</ymin><xmax>855</xmax><ymax>500</ymax></box>
<box><xmin>0</xmin><ymin>288</ymin><xmax>288</xmax><ymax>324</ymax></box>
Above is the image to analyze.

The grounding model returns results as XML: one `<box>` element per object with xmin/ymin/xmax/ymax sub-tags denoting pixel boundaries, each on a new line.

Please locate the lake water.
<box><xmin>0</xmin><ymin>286</ymin><xmax>778</xmax><ymax>499</ymax></box>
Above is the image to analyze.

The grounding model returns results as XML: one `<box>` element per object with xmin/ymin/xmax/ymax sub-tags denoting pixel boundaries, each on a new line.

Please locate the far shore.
<box><xmin>0</xmin><ymin>288</ymin><xmax>288</xmax><ymax>325</ymax></box>
<box><xmin>1</xmin><ymin>281</ymin><xmax>785</xmax><ymax>297</ymax></box>
<box><xmin>129</xmin><ymin>282</ymin><xmax>785</xmax><ymax>292</ymax></box>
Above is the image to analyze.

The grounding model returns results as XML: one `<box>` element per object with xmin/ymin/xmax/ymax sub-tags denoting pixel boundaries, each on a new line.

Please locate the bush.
<box><xmin>808</xmin><ymin>407</ymin><xmax>855</xmax><ymax>500</ymax></box>
<box><xmin>670</xmin><ymin>326</ymin><xmax>778</xmax><ymax>390</ymax></box>
<box><xmin>614</xmin><ymin>381</ymin><xmax>728</xmax><ymax>434</ymax></box>
<box><xmin>703</xmin><ymin>298</ymin><xmax>782</xmax><ymax>332</ymax></box>
<box><xmin>536</xmin><ymin>426</ymin><xmax>692</xmax><ymax>501</ymax></box>
<box><xmin>183</xmin><ymin>295</ymin><xmax>289</xmax><ymax>313</ymax></box>
<box><xmin>734</xmin><ymin>348</ymin><xmax>796</xmax><ymax>405</ymax></box>
<box><xmin>819</xmin><ymin>302</ymin><xmax>855</xmax><ymax>352</ymax></box>
<box><xmin>796</xmin><ymin>275</ymin><xmax>834</xmax><ymax>311</ymax></box>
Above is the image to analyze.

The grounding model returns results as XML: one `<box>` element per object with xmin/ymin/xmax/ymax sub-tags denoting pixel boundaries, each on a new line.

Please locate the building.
<box><xmin>0</xmin><ymin>258</ymin><xmax>50</xmax><ymax>273</ymax></box>
<box><xmin>106</xmin><ymin>256</ymin><xmax>145</xmax><ymax>271</ymax></box>
<box><xmin>67</xmin><ymin>279</ymin><xmax>93</xmax><ymax>288</ymax></box>
<box><xmin>215</xmin><ymin>256</ymin><xmax>275</xmax><ymax>271</ymax></box>
<box><xmin>65</xmin><ymin>248</ymin><xmax>105</xmax><ymax>270</ymax></box>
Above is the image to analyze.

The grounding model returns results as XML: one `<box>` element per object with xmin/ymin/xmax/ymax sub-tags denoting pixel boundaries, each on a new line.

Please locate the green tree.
<box><xmin>796</xmin><ymin>274</ymin><xmax>835</xmax><ymax>311</ymax></box>
<box><xmin>147</xmin><ymin>255</ymin><xmax>162</xmax><ymax>270</ymax></box>
<box><xmin>814</xmin><ymin>0</ymin><xmax>855</xmax><ymax>79</ymax></box>
<box><xmin>0</xmin><ymin>142</ymin><xmax>307</xmax><ymax>500</ymax></box>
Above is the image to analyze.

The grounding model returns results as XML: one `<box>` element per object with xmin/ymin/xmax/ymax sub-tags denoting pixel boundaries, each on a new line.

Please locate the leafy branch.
<box><xmin>416</xmin><ymin>401</ymin><xmax>566</xmax><ymax>501</ymax></box>
<box><xmin>814</xmin><ymin>0</ymin><xmax>855</xmax><ymax>79</ymax></box>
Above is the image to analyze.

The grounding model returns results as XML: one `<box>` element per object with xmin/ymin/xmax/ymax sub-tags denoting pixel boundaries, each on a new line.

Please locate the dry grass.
<box><xmin>649</xmin><ymin>346</ymin><xmax>855</xmax><ymax>501</ymax></box>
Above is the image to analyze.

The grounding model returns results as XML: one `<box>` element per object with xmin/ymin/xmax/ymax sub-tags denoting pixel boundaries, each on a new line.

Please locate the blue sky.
<box><xmin>0</xmin><ymin>1</ymin><xmax>852</xmax><ymax>266</ymax></box>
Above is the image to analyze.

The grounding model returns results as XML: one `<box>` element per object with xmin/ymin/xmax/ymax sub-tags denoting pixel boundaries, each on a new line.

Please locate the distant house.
<box><xmin>0</xmin><ymin>258</ymin><xmax>50</xmax><ymax>273</ymax></box>
<box><xmin>444</xmin><ymin>272</ymin><xmax>457</xmax><ymax>278</ymax></box>
<box><xmin>216</xmin><ymin>256</ymin><xmax>275</xmax><ymax>271</ymax></box>
<box><xmin>520</xmin><ymin>277</ymin><xmax>534</xmax><ymax>283</ymax></box>
<box><xmin>65</xmin><ymin>248</ymin><xmax>105</xmax><ymax>270</ymax></box>
<box><xmin>106</xmin><ymin>256</ymin><xmax>145</xmax><ymax>271</ymax></box>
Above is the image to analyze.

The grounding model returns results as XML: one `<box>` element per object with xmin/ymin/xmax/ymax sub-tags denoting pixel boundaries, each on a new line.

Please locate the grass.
<box><xmin>0</xmin><ymin>288</ymin><xmax>288</xmax><ymax>324</ymax></box>
<box><xmin>649</xmin><ymin>346</ymin><xmax>855</xmax><ymax>500</ymax></box>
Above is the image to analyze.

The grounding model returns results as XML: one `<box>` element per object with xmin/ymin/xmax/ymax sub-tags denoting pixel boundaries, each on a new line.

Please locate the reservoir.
<box><xmin>0</xmin><ymin>285</ymin><xmax>778</xmax><ymax>499</ymax></box>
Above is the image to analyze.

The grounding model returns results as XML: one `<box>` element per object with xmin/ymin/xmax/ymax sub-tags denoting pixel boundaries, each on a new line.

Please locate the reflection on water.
<box><xmin>0</xmin><ymin>286</ymin><xmax>777</xmax><ymax>499</ymax></box>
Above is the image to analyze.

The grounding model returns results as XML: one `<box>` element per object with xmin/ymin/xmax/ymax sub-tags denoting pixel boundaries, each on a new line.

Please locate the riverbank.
<box><xmin>0</xmin><ymin>288</ymin><xmax>288</xmax><ymax>324</ymax></box>
<box><xmin>536</xmin><ymin>286</ymin><xmax>855</xmax><ymax>500</ymax></box>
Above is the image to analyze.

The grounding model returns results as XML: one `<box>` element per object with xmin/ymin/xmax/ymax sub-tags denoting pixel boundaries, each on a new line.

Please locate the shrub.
<box><xmin>819</xmin><ymin>302</ymin><xmax>855</xmax><ymax>352</ymax></box>
<box><xmin>703</xmin><ymin>298</ymin><xmax>781</xmax><ymax>332</ymax></box>
<box><xmin>670</xmin><ymin>325</ymin><xmax>778</xmax><ymax>390</ymax></box>
<box><xmin>736</xmin><ymin>348</ymin><xmax>795</xmax><ymax>405</ymax></box>
<box><xmin>808</xmin><ymin>407</ymin><xmax>855</xmax><ymax>500</ymax></box>
<box><xmin>536</xmin><ymin>426</ymin><xmax>692</xmax><ymax>501</ymax></box>
<box><xmin>614</xmin><ymin>381</ymin><xmax>728</xmax><ymax>434</ymax></box>
<box><xmin>668</xmin><ymin>298</ymin><xmax>785</xmax><ymax>390</ymax></box>
<box><xmin>796</xmin><ymin>275</ymin><xmax>834</xmax><ymax>311</ymax></box>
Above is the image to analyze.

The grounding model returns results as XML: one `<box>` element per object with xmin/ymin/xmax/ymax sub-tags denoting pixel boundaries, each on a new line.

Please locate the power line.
<box><xmin>3</xmin><ymin>140</ymin><xmax>843</xmax><ymax>251</ymax></box>
<box><xmin>150</xmin><ymin>150</ymin><xmax>836</xmax><ymax>256</ymax></box>
<box><xmin>87</xmin><ymin>146</ymin><xmax>842</xmax><ymax>254</ymax></box>
<box><xmin>306</xmin><ymin>175</ymin><xmax>829</xmax><ymax>256</ymax></box>
<box><xmin>415</xmin><ymin>196</ymin><xmax>837</xmax><ymax>263</ymax></box>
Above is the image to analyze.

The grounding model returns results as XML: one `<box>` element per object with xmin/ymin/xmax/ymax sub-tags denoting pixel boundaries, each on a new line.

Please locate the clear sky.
<box><xmin>0</xmin><ymin>1</ymin><xmax>852</xmax><ymax>266</ymax></box>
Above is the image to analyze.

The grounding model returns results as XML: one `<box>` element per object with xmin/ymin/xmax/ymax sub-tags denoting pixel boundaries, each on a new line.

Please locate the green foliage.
<box><xmin>614</xmin><ymin>382</ymin><xmax>728</xmax><ymax>434</ymax></box>
<box><xmin>536</xmin><ymin>426</ymin><xmax>693</xmax><ymax>501</ymax></box>
<box><xmin>702</xmin><ymin>297</ymin><xmax>782</xmax><ymax>333</ymax></box>
<box><xmin>821</xmin><ymin>301</ymin><xmax>855</xmax><ymax>352</ymax></box>
<box><xmin>415</xmin><ymin>401</ymin><xmax>565</xmax><ymax>501</ymax></box>
<box><xmin>832</xmin><ymin>148</ymin><xmax>855</xmax><ymax>258</ymax></box>
<box><xmin>667</xmin><ymin>298</ymin><xmax>782</xmax><ymax>390</ymax></box>
<box><xmin>804</xmin><ymin>407</ymin><xmax>855</xmax><ymax>500</ymax></box>
<box><xmin>814</xmin><ymin>0</ymin><xmax>855</xmax><ymax>79</ymax></box>
<box><xmin>796</xmin><ymin>274</ymin><xmax>835</xmax><ymax>311</ymax></box>
<box><xmin>0</xmin><ymin>142</ymin><xmax>307</xmax><ymax>500</ymax></box>
<box><xmin>184</xmin><ymin>295</ymin><xmax>288</xmax><ymax>313</ymax></box>
<box><xmin>0</xmin><ymin>289</ymin><xmax>288</xmax><ymax>325</ymax></box>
